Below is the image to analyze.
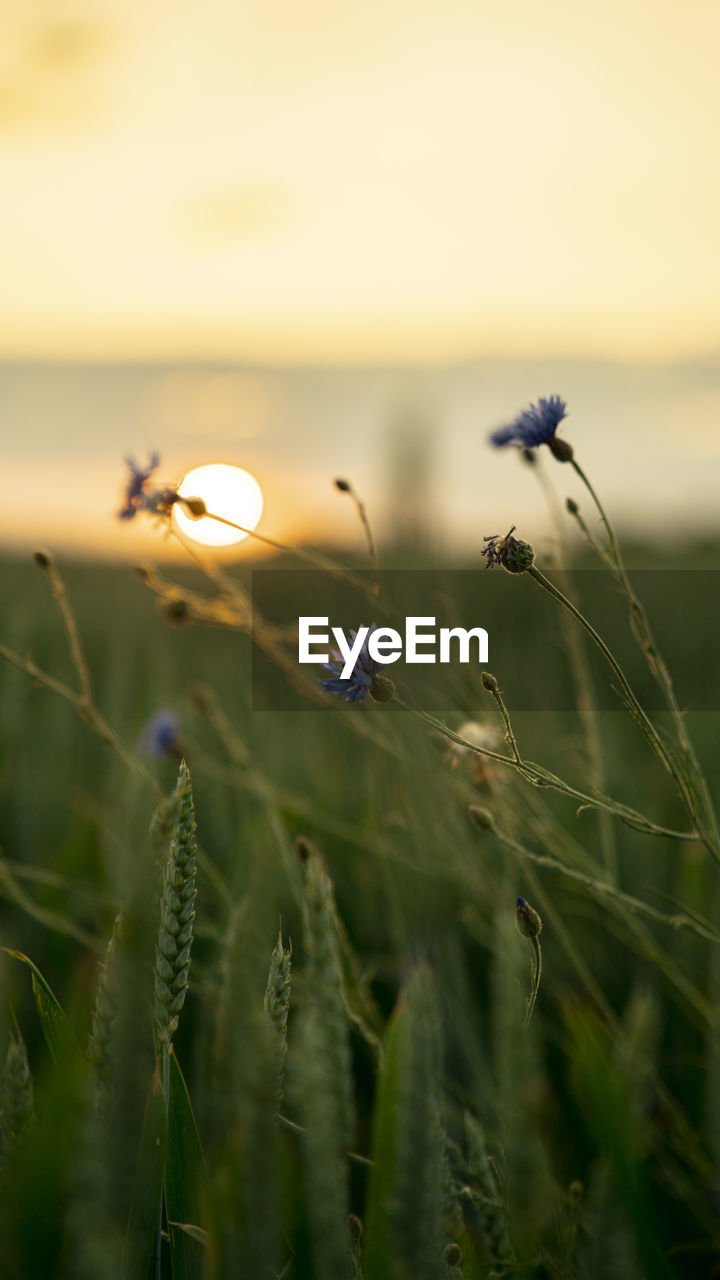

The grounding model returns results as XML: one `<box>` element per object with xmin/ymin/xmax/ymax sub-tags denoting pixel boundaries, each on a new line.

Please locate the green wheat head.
<box><xmin>154</xmin><ymin>760</ymin><xmax>198</xmax><ymax>1047</ymax></box>
<box><xmin>0</xmin><ymin>1032</ymin><xmax>35</xmax><ymax>1168</ymax></box>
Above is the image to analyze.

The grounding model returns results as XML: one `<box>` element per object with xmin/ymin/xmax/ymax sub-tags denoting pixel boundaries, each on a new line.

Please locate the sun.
<box><xmin>172</xmin><ymin>463</ymin><xmax>263</xmax><ymax>547</ymax></box>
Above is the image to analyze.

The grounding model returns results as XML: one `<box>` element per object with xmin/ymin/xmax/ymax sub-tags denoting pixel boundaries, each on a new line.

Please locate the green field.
<box><xmin>0</xmin><ymin>535</ymin><xmax>719</xmax><ymax>1279</ymax></box>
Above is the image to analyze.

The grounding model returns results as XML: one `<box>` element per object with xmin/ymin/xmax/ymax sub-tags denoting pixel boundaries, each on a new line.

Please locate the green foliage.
<box><xmin>1</xmin><ymin>511</ymin><xmax>720</xmax><ymax>1276</ymax></box>
<box><xmin>289</xmin><ymin>844</ymin><xmax>356</xmax><ymax>1279</ymax></box>
<box><xmin>165</xmin><ymin>1054</ymin><xmax>206</xmax><ymax>1280</ymax></box>
<box><xmin>0</xmin><ymin>1031</ymin><xmax>35</xmax><ymax>1167</ymax></box>
<box><xmin>264</xmin><ymin>927</ymin><xmax>292</xmax><ymax>1103</ymax></box>
<box><xmin>364</xmin><ymin>965</ymin><xmax>446</xmax><ymax>1280</ymax></box>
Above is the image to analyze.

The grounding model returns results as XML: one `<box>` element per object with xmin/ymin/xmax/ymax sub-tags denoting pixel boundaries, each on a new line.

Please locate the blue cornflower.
<box><xmin>118</xmin><ymin>454</ymin><xmax>161</xmax><ymax>520</ymax></box>
<box><xmin>319</xmin><ymin>625</ymin><xmax>395</xmax><ymax>704</ymax></box>
<box><xmin>137</xmin><ymin>709</ymin><xmax>183</xmax><ymax>760</ymax></box>
<box><xmin>490</xmin><ymin>396</ymin><xmax>572</xmax><ymax>459</ymax></box>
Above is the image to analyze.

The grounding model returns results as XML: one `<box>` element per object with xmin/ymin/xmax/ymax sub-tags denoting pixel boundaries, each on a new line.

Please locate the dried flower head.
<box><xmin>482</xmin><ymin>527</ymin><xmax>535</xmax><ymax>573</ymax></box>
<box><xmin>118</xmin><ymin>454</ymin><xmax>161</xmax><ymax>520</ymax></box>
<box><xmin>490</xmin><ymin>396</ymin><xmax>572</xmax><ymax>460</ymax></box>
<box><xmin>117</xmin><ymin>453</ymin><xmax>185</xmax><ymax>525</ymax></box>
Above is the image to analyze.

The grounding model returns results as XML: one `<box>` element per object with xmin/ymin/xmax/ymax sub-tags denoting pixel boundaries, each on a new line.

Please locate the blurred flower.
<box><xmin>448</xmin><ymin>719</ymin><xmax>502</xmax><ymax>763</ymax></box>
<box><xmin>118</xmin><ymin>454</ymin><xmax>161</xmax><ymax>520</ymax></box>
<box><xmin>482</xmin><ymin>527</ymin><xmax>535</xmax><ymax>573</ymax></box>
<box><xmin>118</xmin><ymin>453</ymin><xmax>184</xmax><ymax>525</ymax></box>
<box><xmin>490</xmin><ymin>396</ymin><xmax>568</xmax><ymax>452</ymax></box>
<box><xmin>137</xmin><ymin>709</ymin><xmax>183</xmax><ymax>760</ymax></box>
<box><xmin>319</xmin><ymin>625</ymin><xmax>378</xmax><ymax>703</ymax></box>
<box><xmin>450</xmin><ymin>720</ymin><xmax>504</xmax><ymax>789</ymax></box>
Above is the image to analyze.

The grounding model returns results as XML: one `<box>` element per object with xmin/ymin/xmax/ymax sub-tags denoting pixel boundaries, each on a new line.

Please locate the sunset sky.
<box><xmin>1</xmin><ymin>0</ymin><xmax>719</xmax><ymax>363</ymax></box>
<box><xmin>1</xmin><ymin>1</ymin><xmax>718</xmax><ymax>560</ymax></box>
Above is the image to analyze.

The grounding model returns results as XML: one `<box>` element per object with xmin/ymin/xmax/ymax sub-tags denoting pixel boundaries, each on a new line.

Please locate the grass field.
<box><xmin>0</xmin><ymin>519</ymin><xmax>719</xmax><ymax>1278</ymax></box>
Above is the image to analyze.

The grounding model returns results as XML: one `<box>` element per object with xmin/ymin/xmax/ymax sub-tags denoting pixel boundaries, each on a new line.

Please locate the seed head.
<box><xmin>482</xmin><ymin>527</ymin><xmax>535</xmax><ymax>574</ymax></box>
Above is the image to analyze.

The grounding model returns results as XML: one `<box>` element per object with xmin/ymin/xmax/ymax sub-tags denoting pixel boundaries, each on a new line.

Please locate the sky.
<box><xmin>0</xmin><ymin>1</ymin><xmax>718</xmax><ymax>559</ymax></box>
<box><xmin>1</xmin><ymin>0</ymin><xmax>719</xmax><ymax>363</ymax></box>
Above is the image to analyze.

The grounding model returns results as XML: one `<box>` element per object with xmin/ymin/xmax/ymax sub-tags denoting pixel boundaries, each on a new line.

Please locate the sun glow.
<box><xmin>173</xmin><ymin>463</ymin><xmax>263</xmax><ymax>547</ymax></box>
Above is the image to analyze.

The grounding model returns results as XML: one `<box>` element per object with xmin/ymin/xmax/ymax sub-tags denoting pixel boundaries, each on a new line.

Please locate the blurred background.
<box><xmin>1</xmin><ymin>0</ymin><xmax>718</xmax><ymax>561</ymax></box>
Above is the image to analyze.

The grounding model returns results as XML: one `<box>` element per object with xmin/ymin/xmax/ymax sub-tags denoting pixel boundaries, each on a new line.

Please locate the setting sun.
<box><xmin>173</xmin><ymin>463</ymin><xmax>263</xmax><ymax>547</ymax></box>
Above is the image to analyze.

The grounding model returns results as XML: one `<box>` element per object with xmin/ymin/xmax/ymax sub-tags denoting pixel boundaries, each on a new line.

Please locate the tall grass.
<box><xmin>0</xmin><ymin>433</ymin><xmax>719</xmax><ymax>1277</ymax></box>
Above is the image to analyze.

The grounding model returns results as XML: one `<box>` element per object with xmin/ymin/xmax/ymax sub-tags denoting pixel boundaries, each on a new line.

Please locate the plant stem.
<box><xmin>533</xmin><ymin>459</ymin><xmax>618</xmax><ymax>882</ymax></box>
<box><xmin>526</xmin><ymin>566</ymin><xmax>713</xmax><ymax>857</ymax></box>
<box><xmin>154</xmin><ymin>1043</ymin><xmax>170</xmax><ymax>1280</ymax></box>
<box><xmin>570</xmin><ymin>458</ymin><xmax>720</xmax><ymax>860</ymax></box>
<box><xmin>525</xmin><ymin>936</ymin><xmax>542</xmax><ymax>1026</ymax></box>
<box><xmin>401</xmin><ymin>698</ymin><xmax>699</xmax><ymax>842</ymax></box>
<box><xmin>0</xmin><ymin>641</ymin><xmax>157</xmax><ymax>788</ymax></box>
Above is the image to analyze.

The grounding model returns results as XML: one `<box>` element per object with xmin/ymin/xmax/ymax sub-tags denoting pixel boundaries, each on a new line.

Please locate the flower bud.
<box><xmin>369</xmin><ymin>674</ymin><xmax>395</xmax><ymax>703</ymax></box>
<box><xmin>468</xmin><ymin>805</ymin><xmax>495</xmax><ymax>832</ymax></box>
<box><xmin>548</xmin><ymin>435</ymin><xmax>574</xmax><ymax>462</ymax></box>
<box><xmin>444</xmin><ymin>1242</ymin><xmax>462</xmax><ymax>1267</ymax></box>
<box><xmin>516</xmin><ymin>896</ymin><xmax>542</xmax><ymax>938</ymax></box>
<box><xmin>294</xmin><ymin>834</ymin><xmax>318</xmax><ymax>864</ymax></box>
<box><xmin>182</xmin><ymin>496</ymin><xmax>207</xmax><ymax>518</ymax></box>
<box><xmin>566</xmin><ymin>497</ymin><xmax>579</xmax><ymax>514</ymax></box>
<box><xmin>160</xmin><ymin>598</ymin><xmax>190</xmax><ymax>627</ymax></box>
<box><xmin>334</xmin><ymin>478</ymin><xmax>351</xmax><ymax>492</ymax></box>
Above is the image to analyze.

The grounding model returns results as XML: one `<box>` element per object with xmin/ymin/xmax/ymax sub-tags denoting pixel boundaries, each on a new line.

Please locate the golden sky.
<box><xmin>1</xmin><ymin>0</ymin><xmax>719</xmax><ymax>363</ymax></box>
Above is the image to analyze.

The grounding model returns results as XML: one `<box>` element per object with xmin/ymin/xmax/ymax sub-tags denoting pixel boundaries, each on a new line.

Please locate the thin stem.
<box><xmin>525</xmin><ymin>935</ymin><xmax>542</xmax><ymax>1026</ymax></box>
<box><xmin>569</xmin><ymin>459</ymin><xmax>623</xmax><ymax>566</ymax></box>
<box><xmin>154</xmin><ymin>1043</ymin><xmax>171</xmax><ymax>1280</ymax></box>
<box><xmin>482</xmin><ymin>676</ymin><xmax>521</xmax><ymax>763</ymax></box>
<box><xmin>487</xmin><ymin>829</ymin><xmax>720</xmax><ymax>946</ymax></box>
<box><xmin>40</xmin><ymin>558</ymin><xmax>93</xmax><ymax>703</ymax></box>
<box><xmin>401</xmin><ymin>698</ymin><xmax>699</xmax><ymax>842</ymax></box>
<box><xmin>336</xmin><ymin>483</ymin><xmax>381</xmax><ymax>598</ymax></box>
<box><xmin>526</xmin><ymin>566</ymin><xmax>708</xmax><ymax>853</ymax></box>
<box><xmin>533</xmin><ymin>461</ymin><xmax>618</xmax><ymax>882</ymax></box>
<box><xmin>566</xmin><ymin>500</ymin><xmax>615</xmax><ymax>570</ymax></box>
<box><xmin>569</xmin><ymin>458</ymin><xmax>720</xmax><ymax>859</ymax></box>
<box><xmin>0</xmin><ymin>641</ymin><xmax>158</xmax><ymax>788</ymax></box>
<box><xmin>179</xmin><ymin>501</ymin><xmax>379</xmax><ymax>603</ymax></box>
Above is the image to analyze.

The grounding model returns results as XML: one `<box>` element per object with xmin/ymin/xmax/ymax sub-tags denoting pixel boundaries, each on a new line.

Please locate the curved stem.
<box><xmin>526</xmin><ymin>566</ymin><xmax>709</xmax><ymax>856</ymax></box>
<box><xmin>531</xmin><ymin>460</ymin><xmax>618</xmax><ymax>881</ymax></box>
<box><xmin>569</xmin><ymin>458</ymin><xmax>720</xmax><ymax>859</ymax></box>
<box><xmin>179</xmin><ymin>501</ymin><xmax>379</xmax><ymax>603</ymax></box>
<box><xmin>398</xmin><ymin>698</ymin><xmax>699</xmax><ymax>842</ymax></box>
